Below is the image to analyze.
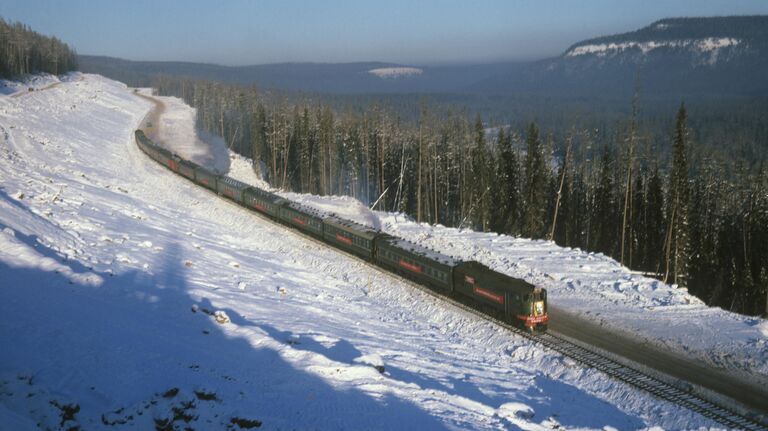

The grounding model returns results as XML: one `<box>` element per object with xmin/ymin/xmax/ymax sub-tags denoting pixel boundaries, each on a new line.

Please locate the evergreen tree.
<box><xmin>664</xmin><ymin>104</ymin><xmax>692</xmax><ymax>287</ymax></box>
<box><xmin>644</xmin><ymin>165</ymin><xmax>666</xmax><ymax>274</ymax></box>
<box><xmin>470</xmin><ymin>116</ymin><xmax>490</xmax><ymax>230</ymax></box>
<box><xmin>0</xmin><ymin>19</ymin><xmax>78</xmax><ymax>78</ymax></box>
<box><xmin>522</xmin><ymin>123</ymin><xmax>548</xmax><ymax>238</ymax></box>
<box><xmin>493</xmin><ymin>129</ymin><xmax>522</xmax><ymax>234</ymax></box>
<box><xmin>591</xmin><ymin>146</ymin><xmax>618</xmax><ymax>255</ymax></box>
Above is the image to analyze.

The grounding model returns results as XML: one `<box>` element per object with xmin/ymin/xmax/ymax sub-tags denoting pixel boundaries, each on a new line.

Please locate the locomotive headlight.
<box><xmin>534</xmin><ymin>301</ymin><xmax>544</xmax><ymax>316</ymax></box>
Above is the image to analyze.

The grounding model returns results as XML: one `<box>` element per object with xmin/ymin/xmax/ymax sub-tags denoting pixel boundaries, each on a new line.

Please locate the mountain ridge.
<box><xmin>79</xmin><ymin>15</ymin><xmax>768</xmax><ymax>98</ymax></box>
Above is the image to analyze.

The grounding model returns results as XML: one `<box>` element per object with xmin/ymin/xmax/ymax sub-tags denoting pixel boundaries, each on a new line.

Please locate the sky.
<box><xmin>2</xmin><ymin>0</ymin><xmax>768</xmax><ymax>65</ymax></box>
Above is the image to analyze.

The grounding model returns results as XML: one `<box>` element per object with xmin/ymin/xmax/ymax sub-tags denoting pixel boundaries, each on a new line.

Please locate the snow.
<box><xmin>566</xmin><ymin>37</ymin><xmax>740</xmax><ymax>59</ymax></box>
<box><xmin>0</xmin><ymin>73</ymin><xmax>78</xmax><ymax>96</ymax></box>
<box><xmin>368</xmin><ymin>67</ymin><xmax>424</xmax><ymax>79</ymax></box>
<box><xmin>137</xmin><ymin>88</ymin><xmax>230</xmax><ymax>174</ymax></box>
<box><xmin>0</xmin><ymin>73</ymin><xmax>749</xmax><ymax>429</ymax></box>
<box><xmin>271</xmin><ymin>186</ymin><xmax>768</xmax><ymax>387</ymax></box>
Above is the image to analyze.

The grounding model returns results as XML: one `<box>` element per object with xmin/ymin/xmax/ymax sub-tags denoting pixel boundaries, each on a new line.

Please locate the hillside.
<box><xmin>1</xmin><ymin>73</ymin><xmax>766</xmax><ymax>429</ymax></box>
<box><xmin>473</xmin><ymin>15</ymin><xmax>768</xmax><ymax>97</ymax></box>
<box><xmin>0</xmin><ymin>18</ymin><xmax>78</xmax><ymax>79</ymax></box>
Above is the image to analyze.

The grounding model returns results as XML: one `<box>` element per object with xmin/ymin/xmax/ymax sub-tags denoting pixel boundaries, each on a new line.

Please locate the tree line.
<box><xmin>152</xmin><ymin>76</ymin><xmax>768</xmax><ymax>316</ymax></box>
<box><xmin>0</xmin><ymin>18</ymin><xmax>78</xmax><ymax>79</ymax></box>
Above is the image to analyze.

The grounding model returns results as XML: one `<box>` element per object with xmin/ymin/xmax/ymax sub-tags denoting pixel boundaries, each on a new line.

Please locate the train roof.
<box><xmin>379</xmin><ymin>235</ymin><xmax>461</xmax><ymax>266</ymax></box>
<box><xmin>325</xmin><ymin>218</ymin><xmax>381</xmax><ymax>239</ymax></box>
<box><xmin>325</xmin><ymin>216</ymin><xmax>380</xmax><ymax>234</ymax></box>
<box><xmin>283</xmin><ymin>200</ymin><xmax>330</xmax><ymax>219</ymax></box>
<box><xmin>219</xmin><ymin>175</ymin><xmax>250</xmax><ymax>190</ymax></box>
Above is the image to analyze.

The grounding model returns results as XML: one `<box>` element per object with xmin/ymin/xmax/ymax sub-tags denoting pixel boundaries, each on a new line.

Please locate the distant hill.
<box><xmin>78</xmin><ymin>55</ymin><xmax>521</xmax><ymax>94</ymax></box>
<box><xmin>471</xmin><ymin>16</ymin><xmax>768</xmax><ymax>97</ymax></box>
<box><xmin>80</xmin><ymin>15</ymin><xmax>768</xmax><ymax>98</ymax></box>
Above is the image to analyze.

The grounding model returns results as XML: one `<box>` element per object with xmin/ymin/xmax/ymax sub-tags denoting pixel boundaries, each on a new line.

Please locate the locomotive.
<box><xmin>135</xmin><ymin>130</ymin><xmax>548</xmax><ymax>332</ymax></box>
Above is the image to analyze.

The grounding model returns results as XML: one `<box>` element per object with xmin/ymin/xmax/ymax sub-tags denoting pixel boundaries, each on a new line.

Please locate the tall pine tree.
<box><xmin>522</xmin><ymin>123</ymin><xmax>548</xmax><ymax>238</ymax></box>
<box><xmin>664</xmin><ymin>104</ymin><xmax>692</xmax><ymax>287</ymax></box>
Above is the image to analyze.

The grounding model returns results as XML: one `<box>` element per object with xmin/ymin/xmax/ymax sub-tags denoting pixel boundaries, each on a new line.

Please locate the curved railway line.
<box><xmin>167</xmin><ymin>179</ymin><xmax>768</xmax><ymax>430</ymax></box>
<box><xmin>136</xmin><ymin>103</ymin><xmax>767</xmax><ymax>430</ymax></box>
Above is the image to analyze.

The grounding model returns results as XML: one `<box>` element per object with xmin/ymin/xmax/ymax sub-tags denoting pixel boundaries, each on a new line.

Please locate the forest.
<box><xmin>0</xmin><ymin>18</ymin><xmax>78</xmax><ymax>79</ymax></box>
<box><xmin>151</xmin><ymin>76</ymin><xmax>768</xmax><ymax>317</ymax></box>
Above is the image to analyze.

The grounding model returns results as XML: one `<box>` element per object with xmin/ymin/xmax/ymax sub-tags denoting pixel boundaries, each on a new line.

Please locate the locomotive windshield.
<box><xmin>532</xmin><ymin>288</ymin><xmax>546</xmax><ymax>317</ymax></box>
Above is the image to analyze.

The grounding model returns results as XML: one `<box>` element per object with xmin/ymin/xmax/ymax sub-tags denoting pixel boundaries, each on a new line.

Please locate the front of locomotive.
<box><xmin>517</xmin><ymin>287</ymin><xmax>548</xmax><ymax>332</ymax></box>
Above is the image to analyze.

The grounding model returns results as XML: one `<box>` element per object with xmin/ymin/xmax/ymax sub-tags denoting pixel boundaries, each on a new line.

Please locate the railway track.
<box><xmin>138</xmin><ymin>136</ymin><xmax>767</xmax><ymax>430</ymax></box>
<box><xmin>197</xmin><ymin>184</ymin><xmax>768</xmax><ymax>430</ymax></box>
<box><xmin>414</xmin><ymin>284</ymin><xmax>768</xmax><ymax>430</ymax></box>
<box><xmin>533</xmin><ymin>331</ymin><xmax>766</xmax><ymax>430</ymax></box>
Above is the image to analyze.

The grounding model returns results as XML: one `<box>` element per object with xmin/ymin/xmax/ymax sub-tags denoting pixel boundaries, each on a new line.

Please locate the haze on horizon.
<box><xmin>2</xmin><ymin>0</ymin><xmax>768</xmax><ymax>66</ymax></box>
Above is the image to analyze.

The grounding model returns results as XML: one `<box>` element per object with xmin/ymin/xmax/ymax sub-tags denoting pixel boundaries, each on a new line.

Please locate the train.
<box><xmin>135</xmin><ymin>130</ymin><xmax>549</xmax><ymax>332</ymax></box>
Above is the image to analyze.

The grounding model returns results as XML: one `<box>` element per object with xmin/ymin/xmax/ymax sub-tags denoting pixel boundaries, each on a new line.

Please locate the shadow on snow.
<box><xmin>0</xmin><ymin>189</ymin><xmax>644</xmax><ymax>430</ymax></box>
<box><xmin>0</xmin><ymin>238</ymin><xmax>449</xmax><ymax>429</ymax></box>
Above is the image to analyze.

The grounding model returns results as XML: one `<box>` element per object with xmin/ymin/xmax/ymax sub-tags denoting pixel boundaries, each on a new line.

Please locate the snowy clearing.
<box><xmin>0</xmin><ymin>73</ymin><xmax>755</xmax><ymax>429</ymax></box>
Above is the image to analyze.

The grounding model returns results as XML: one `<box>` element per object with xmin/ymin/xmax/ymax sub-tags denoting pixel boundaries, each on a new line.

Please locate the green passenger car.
<box><xmin>323</xmin><ymin>216</ymin><xmax>379</xmax><ymax>260</ymax></box>
<box><xmin>194</xmin><ymin>166</ymin><xmax>218</xmax><ymax>191</ymax></box>
<box><xmin>374</xmin><ymin>234</ymin><xmax>457</xmax><ymax>292</ymax></box>
<box><xmin>243</xmin><ymin>187</ymin><xmax>284</xmax><ymax>218</ymax></box>
<box><xmin>278</xmin><ymin>202</ymin><xmax>325</xmax><ymax>237</ymax></box>
<box><xmin>216</xmin><ymin>176</ymin><xmax>250</xmax><ymax>203</ymax></box>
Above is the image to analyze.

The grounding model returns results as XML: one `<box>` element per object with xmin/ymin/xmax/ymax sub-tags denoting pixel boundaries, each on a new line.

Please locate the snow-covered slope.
<box><xmin>565</xmin><ymin>37</ymin><xmax>741</xmax><ymax>66</ymax></box>
<box><xmin>0</xmin><ymin>73</ymin><xmax>747</xmax><ymax>430</ymax></box>
<box><xmin>562</xmin><ymin>16</ymin><xmax>764</xmax><ymax>67</ymax></box>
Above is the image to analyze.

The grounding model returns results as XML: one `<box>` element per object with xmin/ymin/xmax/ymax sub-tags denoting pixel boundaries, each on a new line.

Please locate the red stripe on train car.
<box><xmin>292</xmin><ymin>216</ymin><xmax>306</xmax><ymax>226</ymax></box>
<box><xmin>252</xmin><ymin>202</ymin><xmax>266</xmax><ymax>211</ymax></box>
<box><xmin>399</xmin><ymin>260</ymin><xmax>421</xmax><ymax>273</ymax></box>
<box><xmin>473</xmin><ymin>287</ymin><xmax>504</xmax><ymax>304</ymax></box>
<box><xmin>335</xmin><ymin>233</ymin><xmax>353</xmax><ymax>245</ymax></box>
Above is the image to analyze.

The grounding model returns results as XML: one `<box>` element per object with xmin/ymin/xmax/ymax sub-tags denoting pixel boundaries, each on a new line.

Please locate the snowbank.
<box><xmin>0</xmin><ymin>73</ymin><xmax>728</xmax><ymax>429</ymax></box>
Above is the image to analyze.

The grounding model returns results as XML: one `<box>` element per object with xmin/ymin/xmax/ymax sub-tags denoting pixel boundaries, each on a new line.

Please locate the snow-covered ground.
<box><xmin>0</xmin><ymin>73</ymin><xmax>756</xmax><ymax>430</ymax></box>
<box><xmin>230</xmin><ymin>152</ymin><xmax>768</xmax><ymax>389</ymax></box>
<box><xmin>0</xmin><ymin>73</ymin><xmax>77</xmax><ymax>96</ymax></box>
<box><xmin>137</xmin><ymin>89</ymin><xmax>230</xmax><ymax>174</ymax></box>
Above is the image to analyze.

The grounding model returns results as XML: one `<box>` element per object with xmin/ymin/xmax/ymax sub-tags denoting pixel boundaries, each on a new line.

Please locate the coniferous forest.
<box><xmin>152</xmin><ymin>76</ymin><xmax>768</xmax><ymax>316</ymax></box>
<box><xmin>0</xmin><ymin>18</ymin><xmax>78</xmax><ymax>79</ymax></box>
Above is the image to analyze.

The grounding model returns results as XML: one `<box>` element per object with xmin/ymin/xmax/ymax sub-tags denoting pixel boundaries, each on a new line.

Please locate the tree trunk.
<box><xmin>549</xmin><ymin>138</ymin><xmax>570</xmax><ymax>241</ymax></box>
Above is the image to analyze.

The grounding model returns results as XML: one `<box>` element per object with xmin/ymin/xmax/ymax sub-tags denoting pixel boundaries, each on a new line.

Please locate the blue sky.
<box><xmin>2</xmin><ymin>0</ymin><xmax>767</xmax><ymax>65</ymax></box>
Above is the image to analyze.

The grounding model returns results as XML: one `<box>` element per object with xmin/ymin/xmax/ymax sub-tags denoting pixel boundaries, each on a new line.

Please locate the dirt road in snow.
<box><xmin>135</xmin><ymin>90</ymin><xmax>165</xmax><ymax>139</ymax></box>
<box><xmin>11</xmin><ymin>81</ymin><xmax>63</xmax><ymax>98</ymax></box>
<box><xmin>549</xmin><ymin>306</ymin><xmax>768</xmax><ymax>416</ymax></box>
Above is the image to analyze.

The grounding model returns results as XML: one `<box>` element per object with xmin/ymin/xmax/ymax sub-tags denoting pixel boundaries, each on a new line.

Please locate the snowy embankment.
<box><xmin>0</xmin><ymin>73</ymin><xmax>732</xmax><ymax>430</ymax></box>
<box><xmin>230</xmin><ymin>160</ymin><xmax>768</xmax><ymax>387</ymax></box>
